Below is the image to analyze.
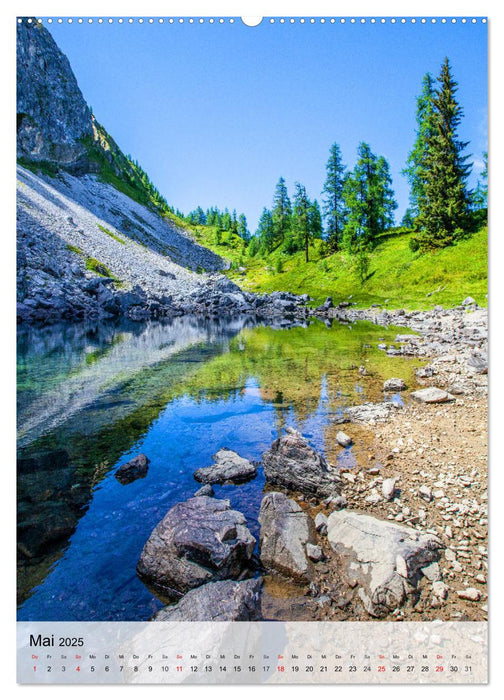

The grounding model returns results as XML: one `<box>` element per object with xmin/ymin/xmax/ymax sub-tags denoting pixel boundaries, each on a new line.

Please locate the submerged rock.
<box><xmin>115</xmin><ymin>453</ymin><xmax>150</xmax><ymax>484</ymax></box>
<box><xmin>151</xmin><ymin>578</ymin><xmax>263</xmax><ymax>621</ymax></box>
<box><xmin>259</xmin><ymin>492</ymin><xmax>316</xmax><ymax>582</ymax></box>
<box><xmin>327</xmin><ymin>510</ymin><xmax>443</xmax><ymax>618</ymax></box>
<box><xmin>193</xmin><ymin>448</ymin><xmax>257</xmax><ymax>485</ymax></box>
<box><xmin>137</xmin><ymin>496</ymin><xmax>256</xmax><ymax>597</ymax></box>
<box><xmin>411</xmin><ymin>387</ymin><xmax>455</xmax><ymax>403</ymax></box>
<box><xmin>262</xmin><ymin>428</ymin><xmax>341</xmax><ymax>498</ymax></box>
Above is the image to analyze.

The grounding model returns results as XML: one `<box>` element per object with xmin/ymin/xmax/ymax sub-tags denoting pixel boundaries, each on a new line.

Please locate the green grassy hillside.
<box><xmin>191</xmin><ymin>224</ymin><xmax>487</xmax><ymax>310</ymax></box>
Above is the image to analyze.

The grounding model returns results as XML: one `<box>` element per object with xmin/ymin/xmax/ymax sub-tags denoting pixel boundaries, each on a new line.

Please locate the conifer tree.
<box><xmin>238</xmin><ymin>213</ymin><xmax>250</xmax><ymax>241</ymax></box>
<box><xmin>481</xmin><ymin>151</ymin><xmax>488</xmax><ymax>200</ymax></box>
<box><xmin>322</xmin><ymin>143</ymin><xmax>348</xmax><ymax>251</ymax></box>
<box><xmin>376</xmin><ymin>156</ymin><xmax>398</xmax><ymax>231</ymax></box>
<box><xmin>343</xmin><ymin>143</ymin><xmax>397</xmax><ymax>252</ymax></box>
<box><xmin>271</xmin><ymin>177</ymin><xmax>292</xmax><ymax>248</ymax></box>
<box><xmin>309</xmin><ymin>199</ymin><xmax>323</xmax><ymax>242</ymax></box>
<box><xmin>292</xmin><ymin>182</ymin><xmax>311</xmax><ymax>262</ymax></box>
<box><xmin>417</xmin><ymin>58</ymin><xmax>471</xmax><ymax>248</ymax></box>
<box><xmin>256</xmin><ymin>207</ymin><xmax>275</xmax><ymax>253</ymax></box>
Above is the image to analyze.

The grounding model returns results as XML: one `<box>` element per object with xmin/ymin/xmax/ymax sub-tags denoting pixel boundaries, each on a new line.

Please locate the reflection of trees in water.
<box><xmin>16</xmin><ymin>316</ymin><xmax>419</xmax><ymax>608</ymax></box>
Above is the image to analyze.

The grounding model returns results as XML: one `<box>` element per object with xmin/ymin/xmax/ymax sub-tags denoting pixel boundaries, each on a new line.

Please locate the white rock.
<box><xmin>306</xmin><ymin>543</ymin><xmax>324</xmax><ymax>562</ymax></box>
<box><xmin>419</xmin><ymin>485</ymin><xmax>433</xmax><ymax>502</ymax></box>
<box><xmin>336</xmin><ymin>431</ymin><xmax>353</xmax><ymax>447</ymax></box>
<box><xmin>314</xmin><ymin>512</ymin><xmax>328</xmax><ymax>533</ymax></box>
<box><xmin>411</xmin><ymin>387</ymin><xmax>455</xmax><ymax>404</ymax></box>
<box><xmin>432</xmin><ymin>581</ymin><xmax>449</xmax><ymax>600</ymax></box>
<box><xmin>457</xmin><ymin>588</ymin><xmax>481</xmax><ymax>602</ymax></box>
<box><xmin>421</xmin><ymin>561</ymin><xmax>442</xmax><ymax>582</ymax></box>
<box><xmin>382</xmin><ymin>477</ymin><xmax>397</xmax><ymax>501</ymax></box>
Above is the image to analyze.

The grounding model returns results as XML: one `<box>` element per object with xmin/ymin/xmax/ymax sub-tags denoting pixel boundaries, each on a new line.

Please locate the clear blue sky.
<box><xmin>46</xmin><ymin>18</ymin><xmax>487</xmax><ymax>230</ymax></box>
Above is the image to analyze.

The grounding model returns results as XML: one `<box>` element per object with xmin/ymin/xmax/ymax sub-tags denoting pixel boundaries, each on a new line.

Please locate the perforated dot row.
<box><xmin>18</xmin><ymin>17</ymin><xmax>487</xmax><ymax>25</ymax></box>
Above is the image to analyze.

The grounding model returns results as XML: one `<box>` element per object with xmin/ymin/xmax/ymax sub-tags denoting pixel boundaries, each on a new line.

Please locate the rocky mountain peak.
<box><xmin>17</xmin><ymin>17</ymin><xmax>94</xmax><ymax>172</ymax></box>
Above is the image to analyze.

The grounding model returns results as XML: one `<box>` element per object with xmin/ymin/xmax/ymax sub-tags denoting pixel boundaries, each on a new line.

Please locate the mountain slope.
<box><xmin>16</xmin><ymin>18</ymin><xmax>241</xmax><ymax>322</ymax></box>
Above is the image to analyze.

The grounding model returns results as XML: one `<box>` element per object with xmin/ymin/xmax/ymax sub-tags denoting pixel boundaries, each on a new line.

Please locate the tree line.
<box><xmin>182</xmin><ymin>57</ymin><xmax>486</xmax><ymax>263</ymax></box>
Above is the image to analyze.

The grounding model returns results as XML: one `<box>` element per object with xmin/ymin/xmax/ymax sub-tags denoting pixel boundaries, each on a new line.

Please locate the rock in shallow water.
<box><xmin>327</xmin><ymin>510</ymin><xmax>443</xmax><ymax>618</ymax></box>
<box><xmin>193</xmin><ymin>448</ymin><xmax>257</xmax><ymax>485</ymax></box>
<box><xmin>151</xmin><ymin>578</ymin><xmax>263</xmax><ymax>621</ymax></box>
<box><xmin>336</xmin><ymin>431</ymin><xmax>353</xmax><ymax>447</ymax></box>
<box><xmin>259</xmin><ymin>492</ymin><xmax>316</xmax><ymax>582</ymax></box>
<box><xmin>262</xmin><ymin>428</ymin><xmax>341</xmax><ymax>498</ymax></box>
<box><xmin>383</xmin><ymin>378</ymin><xmax>407</xmax><ymax>392</ymax></box>
<box><xmin>137</xmin><ymin>496</ymin><xmax>256</xmax><ymax>597</ymax></box>
<box><xmin>115</xmin><ymin>454</ymin><xmax>150</xmax><ymax>484</ymax></box>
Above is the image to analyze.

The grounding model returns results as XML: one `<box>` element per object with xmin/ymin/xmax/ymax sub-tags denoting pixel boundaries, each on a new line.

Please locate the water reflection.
<box><xmin>17</xmin><ymin>315</ymin><xmax>420</xmax><ymax>621</ymax></box>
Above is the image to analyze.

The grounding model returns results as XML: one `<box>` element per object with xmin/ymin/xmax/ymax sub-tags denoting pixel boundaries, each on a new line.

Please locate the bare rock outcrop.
<box><xmin>327</xmin><ymin>510</ymin><xmax>443</xmax><ymax>617</ymax></box>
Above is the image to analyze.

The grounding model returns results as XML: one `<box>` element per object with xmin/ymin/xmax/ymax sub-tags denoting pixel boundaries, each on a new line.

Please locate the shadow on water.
<box><xmin>17</xmin><ymin>314</ymin><xmax>422</xmax><ymax>620</ymax></box>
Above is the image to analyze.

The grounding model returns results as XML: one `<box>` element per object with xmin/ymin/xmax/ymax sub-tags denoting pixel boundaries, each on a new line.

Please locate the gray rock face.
<box><xmin>151</xmin><ymin>578</ymin><xmax>263</xmax><ymax>621</ymax></box>
<box><xmin>259</xmin><ymin>492</ymin><xmax>316</xmax><ymax>581</ymax></box>
<box><xmin>411</xmin><ymin>387</ymin><xmax>455</xmax><ymax>403</ymax></box>
<box><xmin>115</xmin><ymin>453</ymin><xmax>149</xmax><ymax>484</ymax></box>
<box><xmin>137</xmin><ymin>496</ymin><xmax>256</xmax><ymax>597</ymax></box>
<box><xmin>383</xmin><ymin>378</ymin><xmax>407</xmax><ymax>392</ymax></box>
<box><xmin>327</xmin><ymin>510</ymin><xmax>443</xmax><ymax>617</ymax></box>
<box><xmin>194</xmin><ymin>449</ymin><xmax>257</xmax><ymax>485</ymax></box>
<box><xmin>17</xmin><ymin>19</ymin><xmax>94</xmax><ymax>169</ymax></box>
<box><xmin>262</xmin><ymin>428</ymin><xmax>341</xmax><ymax>498</ymax></box>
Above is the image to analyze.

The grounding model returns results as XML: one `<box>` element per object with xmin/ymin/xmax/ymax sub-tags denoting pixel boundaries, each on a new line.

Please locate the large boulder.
<box><xmin>327</xmin><ymin>510</ymin><xmax>443</xmax><ymax>618</ymax></box>
<box><xmin>151</xmin><ymin>578</ymin><xmax>263</xmax><ymax>621</ymax></box>
<box><xmin>193</xmin><ymin>448</ymin><xmax>257</xmax><ymax>485</ymax></box>
<box><xmin>137</xmin><ymin>496</ymin><xmax>256</xmax><ymax>597</ymax></box>
<box><xmin>259</xmin><ymin>492</ymin><xmax>317</xmax><ymax>581</ymax></box>
<box><xmin>262</xmin><ymin>428</ymin><xmax>341</xmax><ymax>498</ymax></box>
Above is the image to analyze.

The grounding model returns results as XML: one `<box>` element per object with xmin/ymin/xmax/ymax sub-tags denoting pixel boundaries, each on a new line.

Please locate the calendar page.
<box><xmin>16</xmin><ymin>11</ymin><xmax>488</xmax><ymax>684</ymax></box>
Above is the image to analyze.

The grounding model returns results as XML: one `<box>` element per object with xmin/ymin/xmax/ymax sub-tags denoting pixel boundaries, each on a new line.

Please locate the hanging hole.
<box><xmin>241</xmin><ymin>17</ymin><xmax>263</xmax><ymax>27</ymax></box>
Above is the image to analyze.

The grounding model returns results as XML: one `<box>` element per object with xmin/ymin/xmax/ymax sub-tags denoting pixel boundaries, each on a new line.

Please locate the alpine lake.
<box><xmin>17</xmin><ymin>313</ymin><xmax>424</xmax><ymax>621</ymax></box>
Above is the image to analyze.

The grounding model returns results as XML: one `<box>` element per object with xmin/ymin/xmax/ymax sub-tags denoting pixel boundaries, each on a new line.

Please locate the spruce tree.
<box><xmin>375</xmin><ymin>156</ymin><xmax>398</xmax><ymax>231</ymax></box>
<box><xmin>417</xmin><ymin>58</ymin><xmax>471</xmax><ymax>248</ymax></box>
<box><xmin>271</xmin><ymin>177</ymin><xmax>292</xmax><ymax>248</ymax></box>
<box><xmin>403</xmin><ymin>73</ymin><xmax>436</xmax><ymax>217</ymax></box>
<box><xmin>292</xmin><ymin>182</ymin><xmax>311</xmax><ymax>262</ymax></box>
<box><xmin>309</xmin><ymin>199</ymin><xmax>323</xmax><ymax>242</ymax></box>
<box><xmin>238</xmin><ymin>213</ymin><xmax>249</xmax><ymax>241</ymax></box>
<box><xmin>322</xmin><ymin>143</ymin><xmax>348</xmax><ymax>251</ymax></box>
<box><xmin>256</xmin><ymin>207</ymin><xmax>275</xmax><ymax>253</ymax></box>
<box><xmin>343</xmin><ymin>143</ymin><xmax>397</xmax><ymax>252</ymax></box>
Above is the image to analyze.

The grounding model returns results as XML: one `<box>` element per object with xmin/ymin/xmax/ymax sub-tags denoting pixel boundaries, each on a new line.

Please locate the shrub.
<box><xmin>409</xmin><ymin>237</ymin><xmax>420</xmax><ymax>252</ymax></box>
